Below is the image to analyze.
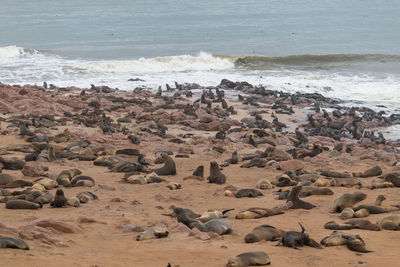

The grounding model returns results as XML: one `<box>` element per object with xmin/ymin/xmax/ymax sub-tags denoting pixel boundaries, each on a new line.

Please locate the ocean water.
<box><xmin>0</xmin><ymin>0</ymin><xmax>399</xmax><ymax>127</ymax></box>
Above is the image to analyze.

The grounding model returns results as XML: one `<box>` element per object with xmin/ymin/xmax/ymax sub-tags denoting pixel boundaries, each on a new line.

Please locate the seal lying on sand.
<box><xmin>321</xmin><ymin>231</ymin><xmax>373</xmax><ymax>253</ymax></box>
<box><xmin>236</xmin><ymin>202</ymin><xmax>292</xmax><ymax>219</ymax></box>
<box><xmin>0</xmin><ymin>237</ymin><xmax>29</xmax><ymax>250</ymax></box>
<box><xmin>379</xmin><ymin>215</ymin><xmax>400</xmax><ymax>230</ymax></box>
<box><xmin>275</xmin><ymin>223</ymin><xmax>321</xmax><ymax>249</ymax></box>
<box><xmin>245</xmin><ymin>225</ymin><xmax>284</xmax><ymax>243</ymax></box>
<box><xmin>324</xmin><ymin>219</ymin><xmax>380</xmax><ymax>231</ymax></box>
<box><xmin>6</xmin><ymin>199</ymin><xmax>42</xmax><ymax>209</ymax></box>
<box><xmin>353</xmin><ymin>195</ymin><xmax>387</xmax><ymax>214</ymax></box>
<box><xmin>197</xmin><ymin>208</ymin><xmax>234</xmax><ymax>223</ymax></box>
<box><xmin>235</xmin><ymin>189</ymin><xmax>263</xmax><ymax>198</ymax></box>
<box><xmin>136</xmin><ymin>224</ymin><xmax>169</xmax><ymax>241</ymax></box>
<box><xmin>226</xmin><ymin>252</ymin><xmax>271</xmax><ymax>267</ymax></box>
<box><xmin>173</xmin><ymin>208</ymin><xmax>232</xmax><ymax>235</ymax></box>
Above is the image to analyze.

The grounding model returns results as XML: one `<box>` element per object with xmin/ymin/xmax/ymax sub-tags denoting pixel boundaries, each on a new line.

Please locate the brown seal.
<box><xmin>0</xmin><ymin>237</ymin><xmax>29</xmax><ymax>250</ymax></box>
<box><xmin>353</xmin><ymin>195</ymin><xmax>387</xmax><ymax>214</ymax></box>
<box><xmin>152</xmin><ymin>153</ymin><xmax>176</xmax><ymax>175</ymax></box>
<box><xmin>183</xmin><ymin>165</ymin><xmax>204</xmax><ymax>181</ymax></box>
<box><xmin>50</xmin><ymin>189</ymin><xmax>68</xmax><ymax>208</ymax></box>
<box><xmin>353</xmin><ymin>165</ymin><xmax>382</xmax><ymax>177</ymax></box>
<box><xmin>6</xmin><ymin>199</ymin><xmax>42</xmax><ymax>209</ymax></box>
<box><xmin>379</xmin><ymin>215</ymin><xmax>400</xmax><ymax>230</ymax></box>
<box><xmin>226</xmin><ymin>252</ymin><xmax>271</xmax><ymax>267</ymax></box>
<box><xmin>287</xmin><ymin>186</ymin><xmax>315</xmax><ymax>209</ymax></box>
<box><xmin>354</xmin><ymin>208</ymin><xmax>370</xmax><ymax>218</ymax></box>
<box><xmin>207</xmin><ymin>161</ymin><xmax>226</xmax><ymax>184</ymax></box>
<box><xmin>321</xmin><ymin>231</ymin><xmax>373</xmax><ymax>252</ymax></box>
<box><xmin>235</xmin><ymin>202</ymin><xmax>292</xmax><ymax>219</ymax></box>
<box><xmin>331</xmin><ymin>192</ymin><xmax>366</xmax><ymax>213</ymax></box>
<box><xmin>136</xmin><ymin>224</ymin><xmax>169</xmax><ymax>241</ymax></box>
<box><xmin>56</xmin><ymin>168</ymin><xmax>82</xmax><ymax>187</ymax></box>
<box><xmin>245</xmin><ymin>225</ymin><xmax>284</xmax><ymax>243</ymax></box>
<box><xmin>235</xmin><ymin>189</ymin><xmax>263</xmax><ymax>198</ymax></box>
<box><xmin>324</xmin><ymin>220</ymin><xmax>380</xmax><ymax>231</ymax></box>
<box><xmin>275</xmin><ymin>223</ymin><xmax>321</xmax><ymax>249</ymax></box>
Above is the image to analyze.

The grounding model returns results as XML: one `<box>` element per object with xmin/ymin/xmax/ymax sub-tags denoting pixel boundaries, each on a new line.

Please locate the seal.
<box><xmin>235</xmin><ymin>189</ymin><xmax>263</xmax><ymax>198</ymax></box>
<box><xmin>287</xmin><ymin>186</ymin><xmax>315</xmax><ymax>209</ymax></box>
<box><xmin>331</xmin><ymin>178</ymin><xmax>361</xmax><ymax>187</ymax></box>
<box><xmin>379</xmin><ymin>215</ymin><xmax>400</xmax><ymax>230</ymax></box>
<box><xmin>76</xmin><ymin>191</ymin><xmax>98</xmax><ymax>203</ymax></box>
<box><xmin>319</xmin><ymin>169</ymin><xmax>352</xmax><ymax>178</ymax></box>
<box><xmin>324</xmin><ymin>220</ymin><xmax>380</xmax><ymax>231</ymax></box>
<box><xmin>245</xmin><ymin>225</ymin><xmax>284</xmax><ymax>243</ymax></box>
<box><xmin>347</xmin><ymin>235</ymin><xmax>373</xmax><ymax>253</ymax></box>
<box><xmin>71</xmin><ymin>175</ymin><xmax>96</xmax><ymax>186</ymax></box>
<box><xmin>207</xmin><ymin>161</ymin><xmax>226</xmax><ymax>184</ymax></box>
<box><xmin>235</xmin><ymin>202</ymin><xmax>292</xmax><ymax>219</ymax></box>
<box><xmin>67</xmin><ymin>196</ymin><xmax>81</xmax><ymax>207</ymax></box>
<box><xmin>6</xmin><ymin>199</ymin><xmax>42</xmax><ymax>209</ymax></box>
<box><xmin>321</xmin><ymin>231</ymin><xmax>349</xmax><ymax>247</ymax></box>
<box><xmin>173</xmin><ymin>208</ymin><xmax>232</xmax><ymax>234</ymax></box>
<box><xmin>331</xmin><ymin>192</ymin><xmax>366</xmax><ymax>213</ymax></box>
<box><xmin>383</xmin><ymin>172</ymin><xmax>400</xmax><ymax>187</ymax></box>
<box><xmin>197</xmin><ymin>208</ymin><xmax>234</xmax><ymax>223</ymax></box>
<box><xmin>168</xmin><ymin>207</ymin><xmax>200</xmax><ymax>220</ymax></box>
<box><xmin>5</xmin><ymin>179</ymin><xmax>33</xmax><ymax>188</ymax></box>
<box><xmin>275</xmin><ymin>223</ymin><xmax>321</xmax><ymax>249</ymax></box>
<box><xmin>136</xmin><ymin>224</ymin><xmax>169</xmax><ymax>241</ymax></box>
<box><xmin>321</xmin><ymin>231</ymin><xmax>372</xmax><ymax>252</ymax></box>
<box><xmin>226</xmin><ymin>252</ymin><xmax>271</xmax><ymax>267</ymax></box>
<box><xmin>354</xmin><ymin>208</ymin><xmax>370</xmax><ymax>218</ymax></box>
<box><xmin>50</xmin><ymin>188</ymin><xmax>68</xmax><ymax>208</ymax></box>
<box><xmin>229</xmin><ymin>151</ymin><xmax>239</xmax><ymax>164</ymax></box>
<box><xmin>300</xmin><ymin>186</ymin><xmax>333</xmax><ymax>197</ymax></box>
<box><xmin>0</xmin><ymin>173</ymin><xmax>14</xmax><ymax>185</ymax></box>
<box><xmin>152</xmin><ymin>153</ymin><xmax>176</xmax><ymax>175</ymax></box>
<box><xmin>340</xmin><ymin>207</ymin><xmax>355</xmax><ymax>219</ymax></box>
<box><xmin>0</xmin><ymin>237</ymin><xmax>29</xmax><ymax>250</ymax></box>
<box><xmin>353</xmin><ymin>165</ymin><xmax>382</xmax><ymax>178</ymax></box>
<box><xmin>353</xmin><ymin>195</ymin><xmax>387</xmax><ymax>214</ymax></box>
<box><xmin>35</xmin><ymin>177</ymin><xmax>58</xmax><ymax>190</ymax></box>
<box><xmin>56</xmin><ymin>168</ymin><xmax>82</xmax><ymax>187</ymax></box>
<box><xmin>166</xmin><ymin>182</ymin><xmax>182</xmax><ymax>190</ymax></box>
<box><xmin>256</xmin><ymin>179</ymin><xmax>273</xmax><ymax>189</ymax></box>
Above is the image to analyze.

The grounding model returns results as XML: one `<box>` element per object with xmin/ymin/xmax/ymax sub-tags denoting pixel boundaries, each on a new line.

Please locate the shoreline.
<box><xmin>0</xmin><ymin>80</ymin><xmax>399</xmax><ymax>266</ymax></box>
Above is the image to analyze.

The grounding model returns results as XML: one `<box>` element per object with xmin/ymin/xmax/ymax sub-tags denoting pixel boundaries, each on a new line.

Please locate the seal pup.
<box><xmin>331</xmin><ymin>192</ymin><xmax>366</xmax><ymax>213</ymax></box>
<box><xmin>256</xmin><ymin>179</ymin><xmax>273</xmax><ymax>189</ymax></box>
<box><xmin>353</xmin><ymin>195</ymin><xmax>387</xmax><ymax>214</ymax></box>
<box><xmin>76</xmin><ymin>191</ymin><xmax>98</xmax><ymax>203</ymax></box>
<box><xmin>340</xmin><ymin>207</ymin><xmax>354</xmax><ymax>219</ymax></box>
<box><xmin>197</xmin><ymin>208</ymin><xmax>234</xmax><ymax>223</ymax></box>
<box><xmin>245</xmin><ymin>225</ymin><xmax>284</xmax><ymax>243</ymax></box>
<box><xmin>168</xmin><ymin>207</ymin><xmax>200</xmax><ymax>220</ymax></box>
<box><xmin>6</xmin><ymin>199</ymin><xmax>42</xmax><ymax>209</ymax></box>
<box><xmin>0</xmin><ymin>237</ymin><xmax>29</xmax><ymax>250</ymax></box>
<box><xmin>226</xmin><ymin>252</ymin><xmax>271</xmax><ymax>267</ymax></box>
<box><xmin>235</xmin><ymin>189</ymin><xmax>263</xmax><ymax>198</ymax></box>
<box><xmin>354</xmin><ymin>208</ymin><xmax>370</xmax><ymax>218</ymax></box>
<box><xmin>50</xmin><ymin>189</ymin><xmax>68</xmax><ymax>208</ymax></box>
<box><xmin>166</xmin><ymin>182</ymin><xmax>181</xmax><ymax>190</ymax></box>
<box><xmin>287</xmin><ymin>186</ymin><xmax>315</xmax><ymax>210</ymax></box>
<box><xmin>379</xmin><ymin>215</ymin><xmax>400</xmax><ymax>230</ymax></box>
<box><xmin>136</xmin><ymin>224</ymin><xmax>169</xmax><ymax>241</ymax></box>
<box><xmin>183</xmin><ymin>165</ymin><xmax>204</xmax><ymax>181</ymax></box>
<box><xmin>152</xmin><ymin>153</ymin><xmax>176</xmax><ymax>175</ymax></box>
<box><xmin>275</xmin><ymin>223</ymin><xmax>321</xmax><ymax>249</ymax></box>
<box><xmin>207</xmin><ymin>161</ymin><xmax>226</xmax><ymax>184</ymax></box>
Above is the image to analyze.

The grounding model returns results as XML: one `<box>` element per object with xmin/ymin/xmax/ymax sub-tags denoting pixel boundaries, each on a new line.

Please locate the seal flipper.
<box><xmin>222</xmin><ymin>208</ymin><xmax>234</xmax><ymax>215</ymax></box>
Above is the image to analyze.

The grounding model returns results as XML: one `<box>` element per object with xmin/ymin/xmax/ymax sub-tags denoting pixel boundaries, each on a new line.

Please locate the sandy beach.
<box><xmin>0</xmin><ymin>82</ymin><xmax>399</xmax><ymax>267</ymax></box>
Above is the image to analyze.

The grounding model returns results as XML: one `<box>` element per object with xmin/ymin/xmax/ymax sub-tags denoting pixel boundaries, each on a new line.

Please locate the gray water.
<box><xmin>0</xmin><ymin>0</ymin><xmax>399</xmax><ymax>139</ymax></box>
<box><xmin>1</xmin><ymin>0</ymin><xmax>400</xmax><ymax>59</ymax></box>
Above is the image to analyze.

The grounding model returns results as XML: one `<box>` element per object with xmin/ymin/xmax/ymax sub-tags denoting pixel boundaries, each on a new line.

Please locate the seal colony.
<box><xmin>0</xmin><ymin>80</ymin><xmax>399</xmax><ymax>266</ymax></box>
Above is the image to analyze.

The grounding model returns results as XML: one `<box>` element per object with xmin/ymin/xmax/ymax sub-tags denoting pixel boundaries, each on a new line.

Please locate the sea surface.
<box><xmin>0</xmin><ymin>0</ymin><xmax>399</xmax><ymax>136</ymax></box>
